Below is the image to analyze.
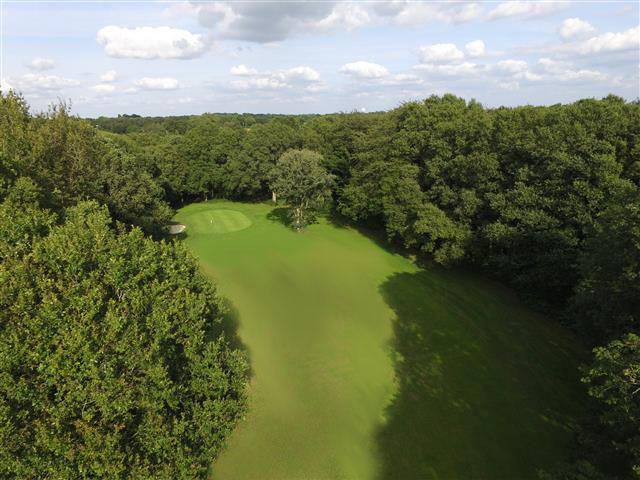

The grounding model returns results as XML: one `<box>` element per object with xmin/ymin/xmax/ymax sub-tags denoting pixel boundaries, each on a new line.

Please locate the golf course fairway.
<box><xmin>174</xmin><ymin>201</ymin><xmax>585</xmax><ymax>480</ymax></box>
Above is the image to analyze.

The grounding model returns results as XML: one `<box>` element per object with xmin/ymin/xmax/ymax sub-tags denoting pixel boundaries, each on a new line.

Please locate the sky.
<box><xmin>1</xmin><ymin>0</ymin><xmax>639</xmax><ymax>116</ymax></box>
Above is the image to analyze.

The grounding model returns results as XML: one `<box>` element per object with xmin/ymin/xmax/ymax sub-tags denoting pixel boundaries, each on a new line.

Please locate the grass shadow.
<box><xmin>331</xmin><ymin>215</ymin><xmax>420</xmax><ymax>260</ymax></box>
<box><xmin>208</xmin><ymin>297</ymin><xmax>255</xmax><ymax>381</ymax></box>
<box><xmin>265</xmin><ymin>207</ymin><xmax>292</xmax><ymax>227</ymax></box>
<box><xmin>376</xmin><ymin>270</ymin><xmax>585</xmax><ymax>480</ymax></box>
<box><xmin>324</xmin><ymin>209</ymin><xmax>351</xmax><ymax>229</ymax></box>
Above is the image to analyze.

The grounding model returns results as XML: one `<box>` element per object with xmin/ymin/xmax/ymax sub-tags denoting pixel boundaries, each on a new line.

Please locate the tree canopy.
<box><xmin>269</xmin><ymin>149</ymin><xmax>334</xmax><ymax>230</ymax></box>
<box><xmin>0</xmin><ymin>200</ymin><xmax>247</xmax><ymax>479</ymax></box>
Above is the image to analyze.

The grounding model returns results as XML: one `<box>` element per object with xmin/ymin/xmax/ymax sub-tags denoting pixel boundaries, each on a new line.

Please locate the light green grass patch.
<box><xmin>174</xmin><ymin>201</ymin><xmax>586</xmax><ymax>480</ymax></box>
<box><xmin>181</xmin><ymin>208</ymin><xmax>252</xmax><ymax>235</ymax></box>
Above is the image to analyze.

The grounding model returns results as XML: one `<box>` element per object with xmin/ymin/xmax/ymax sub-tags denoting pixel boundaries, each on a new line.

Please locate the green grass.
<box><xmin>175</xmin><ymin>201</ymin><xmax>586</xmax><ymax>480</ymax></box>
<box><xmin>183</xmin><ymin>208</ymin><xmax>252</xmax><ymax>235</ymax></box>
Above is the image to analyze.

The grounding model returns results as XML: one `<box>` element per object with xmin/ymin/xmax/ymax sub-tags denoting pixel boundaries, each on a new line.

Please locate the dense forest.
<box><xmin>1</xmin><ymin>90</ymin><xmax>639</xmax><ymax>478</ymax></box>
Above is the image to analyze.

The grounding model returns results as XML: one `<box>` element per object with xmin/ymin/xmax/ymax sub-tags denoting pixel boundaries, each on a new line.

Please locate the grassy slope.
<box><xmin>175</xmin><ymin>201</ymin><xmax>586</xmax><ymax>480</ymax></box>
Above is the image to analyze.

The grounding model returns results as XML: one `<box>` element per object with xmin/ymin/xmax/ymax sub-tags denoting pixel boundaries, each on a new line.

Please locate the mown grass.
<box><xmin>175</xmin><ymin>200</ymin><xmax>586</xmax><ymax>480</ymax></box>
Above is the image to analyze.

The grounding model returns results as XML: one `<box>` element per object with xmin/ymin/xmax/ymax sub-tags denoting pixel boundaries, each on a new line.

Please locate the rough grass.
<box><xmin>175</xmin><ymin>201</ymin><xmax>586</xmax><ymax>480</ymax></box>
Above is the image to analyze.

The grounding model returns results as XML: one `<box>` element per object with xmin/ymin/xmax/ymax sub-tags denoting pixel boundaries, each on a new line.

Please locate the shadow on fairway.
<box><xmin>266</xmin><ymin>207</ymin><xmax>292</xmax><ymax>227</ymax></box>
<box><xmin>324</xmin><ymin>210</ymin><xmax>350</xmax><ymax>229</ymax></box>
<box><xmin>376</xmin><ymin>270</ymin><xmax>583</xmax><ymax>480</ymax></box>
<box><xmin>208</xmin><ymin>298</ymin><xmax>254</xmax><ymax>380</ymax></box>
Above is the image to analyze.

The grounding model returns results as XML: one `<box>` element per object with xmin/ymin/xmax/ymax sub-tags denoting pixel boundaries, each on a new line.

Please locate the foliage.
<box><xmin>99</xmin><ymin>139</ymin><xmax>173</xmax><ymax>236</ymax></box>
<box><xmin>571</xmin><ymin>188</ymin><xmax>640</xmax><ymax>342</ymax></box>
<box><xmin>226</xmin><ymin>119</ymin><xmax>302</xmax><ymax>198</ymax></box>
<box><xmin>269</xmin><ymin>149</ymin><xmax>334</xmax><ymax>230</ymax></box>
<box><xmin>0</xmin><ymin>200</ymin><xmax>247</xmax><ymax>479</ymax></box>
<box><xmin>0</xmin><ymin>93</ymin><xmax>172</xmax><ymax>235</ymax></box>
<box><xmin>582</xmin><ymin>333</ymin><xmax>640</xmax><ymax>477</ymax></box>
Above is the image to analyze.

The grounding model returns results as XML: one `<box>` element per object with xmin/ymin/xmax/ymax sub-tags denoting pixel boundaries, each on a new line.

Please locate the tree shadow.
<box><xmin>265</xmin><ymin>207</ymin><xmax>292</xmax><ymax>227</ymax></box>
<box><xmin>207</xmin><ymin>297</ymin><xmax>254</xmax><ymax>381</ymax></box>
<box><xmin>324</xmin><ymin>209</ymin><xmax>350</xmax><ymax>229</ymax></box>
<box><xmin>336</xmin><ymin>216</ymin><xmax>421</xmax><ymax>260</ymax></box>
<box><xmin>376</xmin><ymin>270</ymin><xmax>585</xmax><ymax>480</ymax></box>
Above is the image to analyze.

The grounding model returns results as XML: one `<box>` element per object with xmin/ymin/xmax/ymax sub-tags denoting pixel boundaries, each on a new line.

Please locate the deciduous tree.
<box><xmin>269</xmin><ymin>149</ymin><xmax>334</xmax><ymax>230</ymax></box>
<box><xmin>0</xmin><ymin>201</ymin><xmax>247</xmax><ymax>479</ymax></box>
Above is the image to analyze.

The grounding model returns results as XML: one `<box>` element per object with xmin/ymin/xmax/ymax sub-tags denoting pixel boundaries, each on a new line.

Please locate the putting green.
<box><xmin>175</xmin><ymin>201</ymin><xmax>586</xmax><ymax>480</ymax></box>
<box><xmin>181</xmin><ymin>209</ymin><xmax>251</xmax><ymax>235</ymax></box>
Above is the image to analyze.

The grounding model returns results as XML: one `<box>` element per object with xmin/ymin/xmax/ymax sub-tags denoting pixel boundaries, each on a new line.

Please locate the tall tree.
<box><xmin>226</xmin><ymin>119</ymin><xmax>301</xmax><ymax>199</ymax></box>
<box><xmin>269</xmin><ymin>149</ymin><xmax>334</xmax><ymax>230</ymax></box>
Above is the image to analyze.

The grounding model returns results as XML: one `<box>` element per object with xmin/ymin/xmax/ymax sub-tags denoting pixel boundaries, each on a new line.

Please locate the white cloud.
<box><xmin>162</xmin><ymin>1</ymin><xmax>198</xmax><ymax>19</ymax></box>
<box><xmin>96</xmin><ymin>26</ymin><xmax>209</xmax><ymax>59</ymax></box>
<box><xmin>570</xmin><ymin>26</ymin><xmax>639</xmax><ymax>55</ymax></box>
<box><xmin>27</xmin><ymin>57</ymin><xmax>56</xmax><ymax>71</ymax></box>
<box><xmin>559</xmin><ymin>18</ymin><xmax>596</xmax><ymax>40</ymax></box>
<box><xmin>391</xmin><ymin>2</ymin><xmax>483</xmax><ymax>26</ymax></box>
<box><xmin>314</xmin><ymin>3</ymin><xmax>370</xmax><ymax>31</ymax></box>
<box><xmin>494</xmin><ymin>60</ymin><xmax>542</xmax><ymax>81</ymax></box>
<box><xmin>522</xmin><ymin>71</ymin><xmax>544</xmax><ymax>81</ymax></box>
<box><xmin>90</xmin><ymin>84</ymin><xmax>116</xmax><ymax>94</ymax></box>
<box><xmin>450</xmin><ymin>2</ymin><xmax>484</xmax><ymax>23</ymax></box>
<box><xmin>340</xmin><ymin>61</ymin><xmax>389</xmax><ymax>79</ymax></box>
<box><xmin>100</xmin><ymin>70</ymin><xmax>117</xmax><ymax>82</ymax></box>
<box><xmin>281</xmin><ymin>66</ymin><xmax>320</xmax><ymax>82</ymax></box>
<box><xmin>11</xmin><ymin>73</ymin><xmax>79</xmax><ymax>92</ymax></box>
<box><xmin>495</xmin><ymin>59</ymin><xmax>529</xmax><ymax>74</ymax></box>
<box><xmin>1</xmin><ymin>78</ymin><xmax>13</xmax><ymax>91</ymax></box>
<box><xmin>228</xmin><ymin>66</ymin><xmax>321</xmax><ymax>91</ymax></box>
<box><xmin>133</xmin><ymin>77</ymin><xmax>181</xmax><ymax>90</ymax></box>
<box><xmin>419</xmin><ymin>43</ymin><xmax>465</xmax><ymax>63</ymax></box>
<box><xmin>488</xmin><ymin>1</ymin><xmax>565</xmax><ymax>20</ymax></box>
<box><xmin>231</xmin><ymin>65</ymin><xmax>258</xmax><ymax>76</ymax></box>
<box><xmin>465</xmin><ymin>40</ymin><xmax>486</xmax><ymax>57</ymax></box>
<box><xmin>538</xmin><ymin>58</ymin><xmax>611</xmax><ymax>82</ymax></box>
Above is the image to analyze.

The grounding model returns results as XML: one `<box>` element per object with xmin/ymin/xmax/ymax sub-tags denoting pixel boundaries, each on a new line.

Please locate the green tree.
<box><xmin>571</xmin><ymin>187</ymin><xmax>640</xmax><ymax>342</ymax></box>
<box><xmin>173</xmin><ymin>117</ymin><xmax>242</xmax><ymax>201</ymax></box>
<box><xmin>226</xmin><ymin>119</ymin><xmax>301</xmax><ymax>199</ymax></box>
<box><xmin>269</xmin><ymin>149</ymin><xmax>334</xmax><ymax>230</ymax></box>
<box><xmin>582</xmin><ymin>333</ymin><xmax>640</xmax><ymax>478</ymax></box>
<box><xmin>99</xmin><ymin>139</ymin><xmax>173</xmax><ymax>236</ymax></box>
<box><xmin>0</xmin><ymin>92</ymin><xmax>32</xmax><ymax>201</ymax></box>
<box><xmin>0</xmin><ymin>201</ymin><xmax>247</xmax><ymax>479</ymax></box>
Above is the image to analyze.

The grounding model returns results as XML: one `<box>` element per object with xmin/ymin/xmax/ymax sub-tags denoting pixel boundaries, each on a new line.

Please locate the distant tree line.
<box><xmin>89</xmin><ymin>112</ymin><xmax>319</xmax><ymax>135</ymax></box>
<box><xmin>1</xmin><ymin>90</ymin><xmax>638</xmax><ymax>478</ymax></box>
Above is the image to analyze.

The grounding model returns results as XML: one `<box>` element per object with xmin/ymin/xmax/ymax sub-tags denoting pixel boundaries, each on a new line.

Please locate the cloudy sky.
<box><xmin>1</xmin><ymin>1</ymin><xmax>638</xmax><ymax>116</ymax></box>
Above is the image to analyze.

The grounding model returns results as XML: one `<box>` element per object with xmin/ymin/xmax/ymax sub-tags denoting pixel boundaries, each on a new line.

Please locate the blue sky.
<box><xmin>1</xmin><ymin>1</ymin><xmax>638</xmax><ymax>116</ymax></box>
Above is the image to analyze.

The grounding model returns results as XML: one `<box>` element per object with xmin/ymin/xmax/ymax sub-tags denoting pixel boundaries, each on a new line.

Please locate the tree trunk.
<box><xmin>272</xmin><ymin>191</ymin><xmax>277</xmax><ymax>203</ymax></box>
<box><xmin>295</xmin><ymin>207</ymin><xmax>302</xmax><ymax>231</ymax></box>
